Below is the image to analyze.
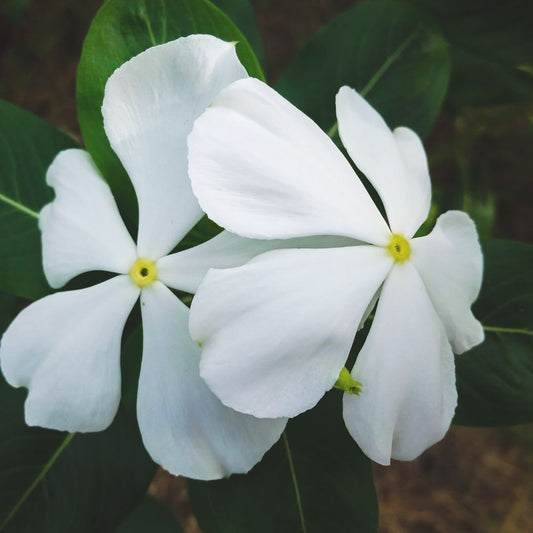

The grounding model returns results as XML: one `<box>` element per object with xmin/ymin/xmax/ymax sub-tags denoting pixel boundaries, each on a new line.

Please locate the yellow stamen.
<box><xmin>129</xmin><ymin>258</ymin><xmax>158</xmax><ymax>287</ymax></box>
<box><xmin>386</xmin><ymin>234</ymin><xmax>411</xmax><ymax>262</ymax></box>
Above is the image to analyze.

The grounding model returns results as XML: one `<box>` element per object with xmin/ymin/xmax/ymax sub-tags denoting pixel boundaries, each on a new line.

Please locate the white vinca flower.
<box><xmin>187</xmin><ymin>78</ymin><xmax>484</xmax><ymax>465</ymax></box>
<box><xmin>0</xmin><ymin>36</ymin><xmax>289</xmax><ymax>480</ymax></box>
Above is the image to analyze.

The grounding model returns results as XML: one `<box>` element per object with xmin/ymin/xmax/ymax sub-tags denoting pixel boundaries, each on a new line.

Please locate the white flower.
<box><xmin>187</xmin><ymin>78</ymin><xmax>484</xmax><ymax>464</ymax></box>
<box><xmin>0</xmin><ymin>36</ymin><xmax>289</xmax><ymax>480</ymax></box>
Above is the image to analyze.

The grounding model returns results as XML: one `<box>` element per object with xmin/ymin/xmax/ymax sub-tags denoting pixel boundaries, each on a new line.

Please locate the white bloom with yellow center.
<box><xmin>187</xmin><ymin>78</ymin><xmax>484</xmax><ymax>465</ymax></box>
<box><xmin>0</xmin><ymin>36</ymin><xmax>289</xmax><ymax>479</ymax></box>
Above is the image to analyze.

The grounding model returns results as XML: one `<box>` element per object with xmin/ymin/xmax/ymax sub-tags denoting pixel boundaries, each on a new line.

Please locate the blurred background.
<box><xmin>1</xmin><ymin>0</ymin><xmax>532</xmax><ymax>531</ymax></box>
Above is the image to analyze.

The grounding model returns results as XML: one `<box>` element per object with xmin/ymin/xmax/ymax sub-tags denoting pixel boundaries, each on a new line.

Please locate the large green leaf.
<box><xmin>115</xmin><ymin>497</ymin><xmax>183</xmax><ymax>533</ymax></box>
<box><xmin>77</xmin><ymin>0</ymin><xmax>264</xmax><ymax>217</ymax></box>
<box><xmin>188</xmin><ymin>391</ymin><xmax>378</xmax><ymax>533</ymax></box>
<box><xmin>212</xmin><ymin>0</ymin><xmax>264</xmax><ymax>67</ymax></box>
<box><xmin>276</xmin><ymin>0</ymin><xmax>450</xmax><ymax>138</ymax></box>
<box><xmin>454</xmin><ymin>239</ymin><xmax>533</xmax><ymax>426</ymax></box>
<box><xmin>0</xmin><ymin>100</ymin><xmax>76</xmax><ymax>300</ymax></box>
<box><xmin>0</xmin><ymin>293</ymin><xmax>20</xmax><ymax>334</ymax></box>
<box><xmin>0</xmin><ymin>373</ymin><xmax>156</xmax><ymax>532</ymax></box>
<box><xmin>413</xmin><ymin>0</ymin><xmax>533</xmax><ymax>108</ymax></box>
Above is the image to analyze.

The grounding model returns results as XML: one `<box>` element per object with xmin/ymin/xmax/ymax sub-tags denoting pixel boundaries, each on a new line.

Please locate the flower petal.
<box><xmin>190</xmin><ymin>246</ymin><xmax>392</xmax><ymax>418</ymax></box>
<box><xmin>40</xmin><ymin>149</ymin><xmax>137</xmax><ymax>288</ymax></box>
<box><xmin>102</xmin><ymin>35</ymin><xmax>248</xmax><ymax>259</ymax></box>
<box><xmin>137</xmin><ymin>282</ymin><xmax>286</xmax><ymax>479</ymax></box>
<box><xmin>158</xmin><ymin>230</ymin><xmax>359</xmax><ymax>293</ymax></box>
<box><xmin>0</xmin><ymin>276</ymin><xmax>139</xmax><ymax>431</ymax></box>
<box><xmin>189</xmin><ymin>78</ymin><xmax>389</xmax><ymax>245</ymax></box>
<box><xmin>411</xmin><ymin>210</ymin><xmax>484</xmax><ymax>354</ymax></box>
<box><xmin>343</xmin><ymin>262</ymin><xmax>457</xmax><ymax>465</ymax></box>
<box><xmin>336</xmin><ymin>87</ymin><xmax>431</xmax><ymax>237</ymax></box>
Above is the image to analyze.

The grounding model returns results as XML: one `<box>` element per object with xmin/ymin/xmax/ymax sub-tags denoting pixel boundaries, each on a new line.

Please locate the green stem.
<box><xmin>283</xmin><ymin>431</ymin><xmax>307</xmax><ymax>533</ymax></box>
<box><xmin>141</xmin><ymin>0</ymin><xmax>157</xmax><ymax>46</ymax></box>
<box><xmin>0</xmin><ymin>432</ymin><xmax>76</xmax><ymax>531</ymax></box>
<box><xmin>327</xmin><ymin>28</ymin><xmax>420</xmax><ymax>138</ymax></box>
<box><xmin>0</xmin><ymin>193</ymin><xmax>39</xmax><ymax>219</ymax></box>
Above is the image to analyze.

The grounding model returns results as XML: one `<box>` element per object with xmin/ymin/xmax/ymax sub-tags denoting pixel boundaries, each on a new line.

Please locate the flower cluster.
<box><xmin>0</xmin><ymin>35</ymin><xmax>483</xmax><ymax>476</ymax></box>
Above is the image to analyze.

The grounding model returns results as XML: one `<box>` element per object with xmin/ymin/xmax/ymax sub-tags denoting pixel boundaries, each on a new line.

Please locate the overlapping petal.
<box><xmin>137</xmin><ymin>282</ymin><xmax>287</xmax><ymax>479</ymax></box>
<box><xmin>103</xmin><ymin>35</ymin><xmax>248</xmax><ymax>259</ymax></box>
<box><xmin>411</xmin><ymin>211</ymin><xmax>484</xmax><ymax>353</ymax></box>
<box><xmin>157</xmin><ymin>230</ymin><xmax>359</xmax><ymax>293</ymax></box>
<box><xmin>189</xmin><ymin>78</ymin><xmax>389</xmax><ymax>245</ymax></box>
<box><xmin>336</xmin><ymin>86</ymin><xmax>431</xmax><ymax>237</ymax></box>
<box><xmin>0</xmin><ymin>276</ymin><xmax>139</xmax><ymax>431</ymax></box>
<box><xmin>343</xmin><ymin>262</ymin><xmax>457</xmax><ymax>465</ymax></box>
<box><xmin>190</xmin><ymin>246</ymin><xmax>393</xmax><ymax>418</ymax></box>
<box><xmin>40</xmin><ymin>149</ymin><xmax>137</xmax><ymax>288</ymax></box>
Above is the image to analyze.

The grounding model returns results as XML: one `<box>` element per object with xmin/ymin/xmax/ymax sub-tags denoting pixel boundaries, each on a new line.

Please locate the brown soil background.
<box><xmin>1</xmin><ymin>1</ymin><xmax>531</xmax><ymax>531</ymax></box>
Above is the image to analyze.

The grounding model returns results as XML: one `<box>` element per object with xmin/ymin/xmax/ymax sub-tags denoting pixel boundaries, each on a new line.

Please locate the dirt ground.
<box><xmin>1</xmin><ymin>1</ymin><xmax>531</xmax><ymax>531</ymax></box>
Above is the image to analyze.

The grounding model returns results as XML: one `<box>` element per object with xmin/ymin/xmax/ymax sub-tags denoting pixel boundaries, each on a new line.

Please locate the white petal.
<box><xmin>103</xmin><ymin>35</ymin><xmax>248</xmax><ymax>259</ymax></box>
<box><xmin>189</xmin><ymin>78</ymin><xmax>389</xmax><ymax>245</ymax></box>
<box><xmin>343</xmin><ymin>262</ymin><xmax>457</xmax><ymax>465</ymax></box>
<box><xmin>411</xmin><ymin>211</ymin><xmax>484</xmax><ymax>353</ymax></box>
<box><xmin>0</xmin><ymin>276</ymin><xmax>139</xmax><ymax>431</ymax></box>
<box><xmin>336</xmin><ymin>87</ymin><xmax>431</xmax><ymax>237</ymax></box>
<box><xmin>40</xmin><ymin>149</ymin><xmax>137</xmax><ymax>288</ymax></box>
<box><xmin>190</xmin><ymin>246</ymin><xmax>392</xmax><ymax>418</ymax></box>
<box><xmin>137</xmin><ymin>282</ymin><xmax>286</xmax><ymax>479</ymax></box>
<box><xmin>158</xmin><ymin>230</ymin><xmax>359</xmax><ymax>293</ymax></box>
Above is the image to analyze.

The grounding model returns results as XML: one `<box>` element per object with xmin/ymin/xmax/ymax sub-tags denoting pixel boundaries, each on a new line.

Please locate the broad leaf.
<box><xmin>212</xmin><ymin>0</ymin><xmax>264</xmax><ymax>67</ymax></box>
<box><xmin>413</xmin><ymin>0</ymin><xmax>533</xmax><ymax>108</ymax></box>
<box><xmin>0</xmin><ymin>373</ymin><xmax>156</xmax><ymax>532</ymax></box>
<box><xmin>77</xmin><ymin>0</ymin><xmax>264</xmax><ymax>217</ymax></box>
<box><xmin>454</xmin><ymin>239</ymin><xmax>533</xmax><ymax>426</ymax></box>
<box><xmin>115</xmin><ymin>497</ymin><xmax>183</xmax><ymax>533</ymax></box>
<box><xmin>0</xmin><ymin>100</ymin><xmax>76</xmax><ymax>299</ymax></box>
<box><xmin>0</xmin><ymin>293</ymin><xmax>20</xmax><ymax>333</ymax></box>
<box><xmin>188</xmin><ymin>391</ymin><xmax>378</xmax><ymax>533</ymax></box>
<box><xmin>276</xmin><ymin>0</ymin><xmax>450</xmax><ymax>138</ymax></box>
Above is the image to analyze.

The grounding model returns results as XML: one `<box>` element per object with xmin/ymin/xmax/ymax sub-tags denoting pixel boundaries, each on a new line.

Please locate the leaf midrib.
<box><xmin>483</xmin><ymin>325</ymin><xmax>533</xmax><ymax>336</ymax></box>
<box><xmin>0</xmin><ymin>192</ymin><xmax>39</xmax><ymax>219</ymax></box>
<box><xmin>0</xmin><ymin>433</ymin><xmax>75</xmax><ymax>531</ymax></box>
<box><xmin>287</xmin><ymin>28</ymin><xmax>424</xmax><ymax>532</ymax></box>
<box><xmin>326</xmin><ymin>28</ymin><xmax>420</xmax><ymax>138</ymax></box>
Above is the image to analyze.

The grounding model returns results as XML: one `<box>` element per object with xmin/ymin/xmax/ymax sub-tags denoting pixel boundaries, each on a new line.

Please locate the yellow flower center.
<box><xmin>386</xmin><ymin>234</ymin><xmax>411</xmax><ymax>262</ymax></box>
<box><xmin>129</xmin><ymin>258</ymin><xmax>158</xmax><ymax>287</ymax></box>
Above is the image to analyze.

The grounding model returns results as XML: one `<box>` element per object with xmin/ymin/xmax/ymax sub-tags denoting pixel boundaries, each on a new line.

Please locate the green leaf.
<box><xmin>276</xmin><ymin>0</ymin><xmax>451</xmax><ymax>138</ymax></box>
<box><xmin>115</xmin><ymin>497</ymin><xmax>183</xmax><ymax>533</ymax></box>
<box><xmin>454</xmin><ymin>239</ymin><xmax>533</xmax><ymax>426</ymax></box>
<box><xmin>0</xmin><ymin>293</ymin><xmax>21</xmax><ymax>333</ymax></box>
<box><xmin>413</xmin><ymin>0</ymin><xmax>533</xmax><ymax>108</ymax></box>
<box><xmin>188</xmin><ymin>392</ymin><xmax>378</xmax><ymax>533</ymax></box>
<box><xmin>77</xmin><ymin>0</ymin><xmax>264</xmax><ymax>216</ymax></box>
<box><xmin>212</xmin><ymin>0</ymin><xmax>264</xmax><ymax>67</ymax></box>
<box><xmin>0</xmin><ymin>99</ymin><xmax>76</xmax><ymax>299</ymax></box>
<box><xmin>0</xmin><ymin>373</ymin><xmax>156</xmax><ymax>532</ymax></box>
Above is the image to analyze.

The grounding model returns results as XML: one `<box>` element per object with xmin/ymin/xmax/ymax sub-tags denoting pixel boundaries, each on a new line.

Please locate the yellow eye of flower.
<box><xmin>386</xmin><ymin>234</ymin><xmax>410</xmax><ymax>262</ymax></box>
<box><xmin>129</xmin><ymin>258</ymin><xmax>158</xmax><ymax>287</ymax></box>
